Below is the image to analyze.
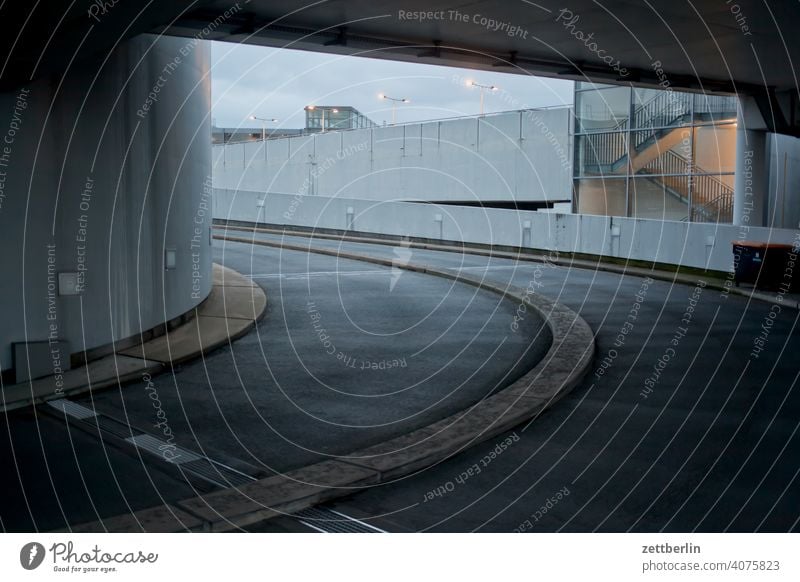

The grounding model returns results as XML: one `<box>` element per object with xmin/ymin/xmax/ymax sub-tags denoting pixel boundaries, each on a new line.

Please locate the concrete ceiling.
<box><xmin>3</xmin><ymin>0</ymin><xmax>799</xmax><ymax>133</ymax></box>
<box><xmin>163</xmin><ymin>0</ymin><xmax>799</xmax><ymax>92</ymax></box>
<box><xmin>0</xmin><ymin>1</ymin><xmax>198</xmax><ymax>89</ymax></box>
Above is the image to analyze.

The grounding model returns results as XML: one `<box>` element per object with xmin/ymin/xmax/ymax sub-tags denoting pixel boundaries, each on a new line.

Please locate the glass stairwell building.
<box><xmin>573</xmin><ymin>82</ymin><xmax>739</xmax><ymax>223</ymax></box>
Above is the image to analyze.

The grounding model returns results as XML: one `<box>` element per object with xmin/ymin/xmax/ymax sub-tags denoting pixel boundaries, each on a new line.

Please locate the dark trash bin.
<box><xmin>732</xmin><ymin>241</ymin><xmax>798</xmax><ymax>291</ymax></box>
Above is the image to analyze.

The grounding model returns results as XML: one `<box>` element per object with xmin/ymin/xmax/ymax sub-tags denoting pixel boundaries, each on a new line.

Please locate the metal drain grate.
<box><xmin>181</xmin><ymin>458</ymin><xmax>255</xmax><ymax>488</ymax></box>
<box><xmin>91</xmin><ymin>414</ymin><xmax>144</xmax><ymax>440</ymax></box>
<box><xmin>125</xmin><ymin>433</ymin><xmax>203</xmax><ymax>464</ymax></box>
<box><xmin>293</xmin><ymin>507</ymin><xmax>386</xmax><ymax>533</ymax></box>
<box><xmin>47</xmin><ymin>399</ymin><xmax>97</xmax><ymax>419</ymax></box>
<box><xmin>45</xmin><ymin>397</ymin><xmax>261</xmax><ymax>491</ymax></box>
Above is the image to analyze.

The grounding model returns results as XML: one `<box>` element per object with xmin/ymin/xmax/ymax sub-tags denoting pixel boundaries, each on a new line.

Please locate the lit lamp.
<box><xmin>466</xmin><ymin>80</ymin><xmax>498</xmax><ymax>115</ymax></box>
<box><xmin>378</xmin><ymin>93</ymin><xmax>410</xmax><ymax>125</ymax></box>
<box><xmin>249</xmin><ymin>115</ymin><xmax>278</xmax><ymax>141</ymax></box>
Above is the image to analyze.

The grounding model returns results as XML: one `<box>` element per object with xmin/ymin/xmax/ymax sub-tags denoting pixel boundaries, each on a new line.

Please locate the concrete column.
<box><xmin>0</xmin><ymin>34</ymin><xmax>211</xmax><ymax>377</ymax></box>
<box><xmin>733</xmin><ymin>99</ymin><xmax>768</xmax><ymax>227</ymax></box>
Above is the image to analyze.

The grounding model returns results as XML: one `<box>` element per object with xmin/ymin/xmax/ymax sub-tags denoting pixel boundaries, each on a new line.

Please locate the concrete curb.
<box><xmin>215</xmin><ymin>223</ymin><xmax>800</xmax><ymax>312</ymax></box>
<box><xmin>122</xmin><ymin>233</ymin><xmax>594</xmax><ymax>533</ymax></box>
<box><xmin>3</xmin><ymin>264</ymin><xmax>266</xmax><ymax>412</ymax></box>
<box><xmin>117</xmin><ymin>264</ymin><xmax>267</xmax><ymax>367</ymax></box>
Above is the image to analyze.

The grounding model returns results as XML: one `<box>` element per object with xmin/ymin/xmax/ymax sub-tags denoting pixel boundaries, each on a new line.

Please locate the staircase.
<box><xmin>580</xmin><ymin>91</ymin><xmax>693</xmax><ymax>173</ymax></box>
<box><xmin>579</xmin><ymin>91</ymin><xmax>735</xmax><ymax>223</ymax></box>
<box><xmin>639</xmin><ymin>151</ymin><xmax>734</xmax><ymax>223</ymax></box>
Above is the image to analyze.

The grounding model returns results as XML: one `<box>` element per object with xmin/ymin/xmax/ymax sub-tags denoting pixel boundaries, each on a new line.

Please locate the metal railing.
<box><xmin>580</xmin><ymin>91</ymin><xmax>694</xmax><ymax>171</ymax></box>
<box><xmin>579</xmin><ymin>92</ymin><xmax>736</xmax><ymax>176</ymax></box>
<box><xmin>214</xmin><ymin>104</ymin><xmax>575</xmax><ymax>149</ymax></box>
<box><xmin>693</xmin><ymin>94</ymin><xmax>739</xmax><ymax>119</ymax></box>
<box><xmin>635</xmin><ymin>91</ymin><xmax>691</xmax><ymax>128</ymax></box>
<box><xmin>640</xmin><ymin>150</ymin><xmax>734</xmax><ymax>223</ymax></box>
<box><xmin>582</xmin><ymin>91</ymin><xmax>735</xmax><ymax>134</ymax></box>
<box><xmin>630</xmin><ymin>92</ymin><xmax>692</xmax><ymax>149</ymax></box>
<box><xmin>580</xmin><ymin>130</ymin><xmax>628</xmax><ymax>170</ymax></box>
<box><xmin>689</xmin><ymin>174</ymin><xmax>734</xmax><ymax>222</ymax></box>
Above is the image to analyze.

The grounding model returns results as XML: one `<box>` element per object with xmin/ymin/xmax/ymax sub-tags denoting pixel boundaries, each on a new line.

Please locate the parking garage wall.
<box><xmin>214</xmin><ymin>188</ymin><xmax>799</xmax><ymax>273</ymax></box>
<box><xmin>212</xmin><ymin>107</ymin><xmax>573</xmax><ymax>204</ymax></box>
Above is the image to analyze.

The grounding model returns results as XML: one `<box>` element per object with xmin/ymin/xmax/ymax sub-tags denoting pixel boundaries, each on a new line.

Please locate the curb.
<box><xmin>215</xmin><ymin>223</ymin><xmax>800</xmax><ymax>312</ymax></box>
<box><xmin>3</xmin><ymin>263</ymin><xmax>266</xmax><ymax>412</ymax></box>
<box><xmin>72</xmin><ymin>233</ymin><xmax>594</xmax><ymax>532</ymax></box>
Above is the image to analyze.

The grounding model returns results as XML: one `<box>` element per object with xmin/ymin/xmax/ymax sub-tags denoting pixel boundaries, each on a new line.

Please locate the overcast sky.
<box><xmin>210</xmin><ymin>41</ymin><xmax>574</xmax><ymax>129</ymax></box>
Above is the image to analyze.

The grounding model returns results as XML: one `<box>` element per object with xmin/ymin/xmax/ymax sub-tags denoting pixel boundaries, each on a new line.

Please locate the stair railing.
<box><xmin>640</xmin><ymin>150</ymin><xmax>733</xmax><ymax>222</ymax></box>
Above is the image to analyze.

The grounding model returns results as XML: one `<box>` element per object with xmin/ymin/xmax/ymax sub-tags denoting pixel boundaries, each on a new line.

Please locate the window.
<box><xmin>573</xmin><ymin>84</ymin><xmax>736</xmax><ymax>223</ymax></box>
<box><xmin>575</xmin><ymin>178</ymin><xmax>627</xmax><ymax>217</ymax></box>
<box><xmin>575</xmin><ymin>85</ymin><xmax>631</xmax><ymax>132</ymax></box>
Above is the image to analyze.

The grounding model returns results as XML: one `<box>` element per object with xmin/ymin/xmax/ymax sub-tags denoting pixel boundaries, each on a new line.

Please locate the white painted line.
<box><xmin>327</xmin><ymin>508</ymin><xmax>388</xmax><ymax>533</ymax></box>
<box><xmin>297</xmin><ymin>520</ymin><xmax>331</xmax><ymax>533</ymax></box>
<box><xmin>294</xmin><ymin>506</ymin><xmax>387</xmax><ymax>533</ymax></box>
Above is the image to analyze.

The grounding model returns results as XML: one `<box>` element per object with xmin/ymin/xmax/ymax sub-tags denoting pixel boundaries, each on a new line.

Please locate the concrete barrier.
<box><xmin>214</xmin><ymin>188</ymin><xmax>800</xmax><ymax>274</ymax></box>
<box><xmin>212</xmin><ymin>108</ymin><xmax>573</xmax><ymax>204</ymax></box>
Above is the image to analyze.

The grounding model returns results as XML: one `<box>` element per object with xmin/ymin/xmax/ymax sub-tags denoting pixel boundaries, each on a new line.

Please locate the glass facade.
<box><xmin>305</xmin><ymin>106</ymin><xmax>376</xmax><ymax>132</ymax></box>
<box><xmin>573</xmin><ymin>84</ymin><xmax>738</xmax><ymax>223</ymax></box>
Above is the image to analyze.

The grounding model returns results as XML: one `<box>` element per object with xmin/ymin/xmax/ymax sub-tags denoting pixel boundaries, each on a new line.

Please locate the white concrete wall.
<box><xmin>212</xmin><ymin>108</ymin><xmax>573</xmax><ymax>204</ymax></box>
<box><xmin>768</xmin><ymin>133</ymin><xmax>800</xmax><ymax>230</ymax></box>
<box><xmin>0</xmin><ymin>34</ymin><xmax>212</xmax><ymax>372</ymax></box>
<box><xmin>215</xmin><ymin>188</ymin><xmax>799</xmax><ymax>273</ymax></box>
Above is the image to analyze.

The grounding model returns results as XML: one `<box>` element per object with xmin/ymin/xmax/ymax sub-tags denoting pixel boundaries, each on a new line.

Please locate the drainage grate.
<box><xmin>293</xmin><ymin>506</ymin><xmax>386</xmax><ymax>533</ymax></box>
<box><xmin>45</xmin><ymin>397</ymin><xmax>261</xmax><ymax>491</ymax></box>
<box><xmin>47</xmin><ymin>399</ymin><xmax>97</xmax><ymax>420</ymax></box>
<box><xmin>125</xmin><ymin>433</ymin><xmax>202</xmax><ymax>464</ymax></box>
<box><xmin>181</xmin><ymin>458</ymin><xmax>255</xmax><ymax>488</ymax></box>
<box><xmin>91</xmin><ymin>414</ymin><xmax>145</xmax><ymax>440</ymax></box>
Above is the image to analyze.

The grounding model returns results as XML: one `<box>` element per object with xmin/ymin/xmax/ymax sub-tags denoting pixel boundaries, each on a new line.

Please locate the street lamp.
<box><xmin>305</xmin><ymin>105</ymin><xmax>338</xmax><ymax>132</ymax></box>
<box><xmin>378</xmin><ymin>93</ymin><xmax>410</xmax><ymax>125</ymax></box>
<box><xmin>249</xmin><ymin>115</ymin><xmax>278</xmax><ymax>141</ymax></box>
<box><xmin>466</xmin><ymin>80</ymin><xmax>498</xmax><ymax>115</ymax></box>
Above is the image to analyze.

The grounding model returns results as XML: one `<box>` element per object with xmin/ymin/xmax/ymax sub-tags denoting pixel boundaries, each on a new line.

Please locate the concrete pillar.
<box><xmin>733</xmin><ymin>99</ymin><xmax>768</xmax><ymax>227</ymax></box>
<box><xmin>0</xmin><ymin>34</ymin><xmax>212</xmax><ymax>378</ymax></box>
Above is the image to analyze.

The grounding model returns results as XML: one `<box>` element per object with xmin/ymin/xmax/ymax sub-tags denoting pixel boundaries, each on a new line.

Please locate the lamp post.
<box><xmin>466</xmin><ymin>80</ymin><xmax>498</xmax><ymax>115</ymax></box>
<box><xmin>249</xmin><ymin>115</ymin><xmax>278</xmax><ymax>141</ymax></box>
<box><xmin>306</xmin><ymin>105</ymin><xmax>338</xmax><ymax>132</ymax></box>
<box><xmin>378</xmin><ymin>93</ymin><xmax>410</xmax><ymax>125</ymax></box>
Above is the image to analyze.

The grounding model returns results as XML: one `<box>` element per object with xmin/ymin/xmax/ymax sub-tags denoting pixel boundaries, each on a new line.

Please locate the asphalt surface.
<box><xmin>0</xmin><ymin>407</ymin><xmax>199</xmax><ymax>532</ymax></box>
<box><xmin>237</xmin><ymin>230</ymin><xmax>800</xmax><ymax>533</ymax></box>
<box><xmin>2</xmin><ymin>229</ymin><xmax>798</xmax><ymax>532</ymax></box>
<box><xmin>0</xmin><ymin>237</ymin><xmax>548</xmax><ymax>531</ymax></box>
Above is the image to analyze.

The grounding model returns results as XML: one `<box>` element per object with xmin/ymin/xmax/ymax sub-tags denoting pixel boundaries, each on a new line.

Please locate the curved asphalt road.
<box><xmin>0</xmin><ymin>236</ymin><xmax>548</xmax><ymax>531</ymax></box>
<box><xmin>1</xmin><ymin>230</ymin><xmax>797</xmax><ymax>532</ymax></box>
<box><xmin>237</xmin><ymin>229</ymin><xmax>800</xmax><ymax>533</ymax></box>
